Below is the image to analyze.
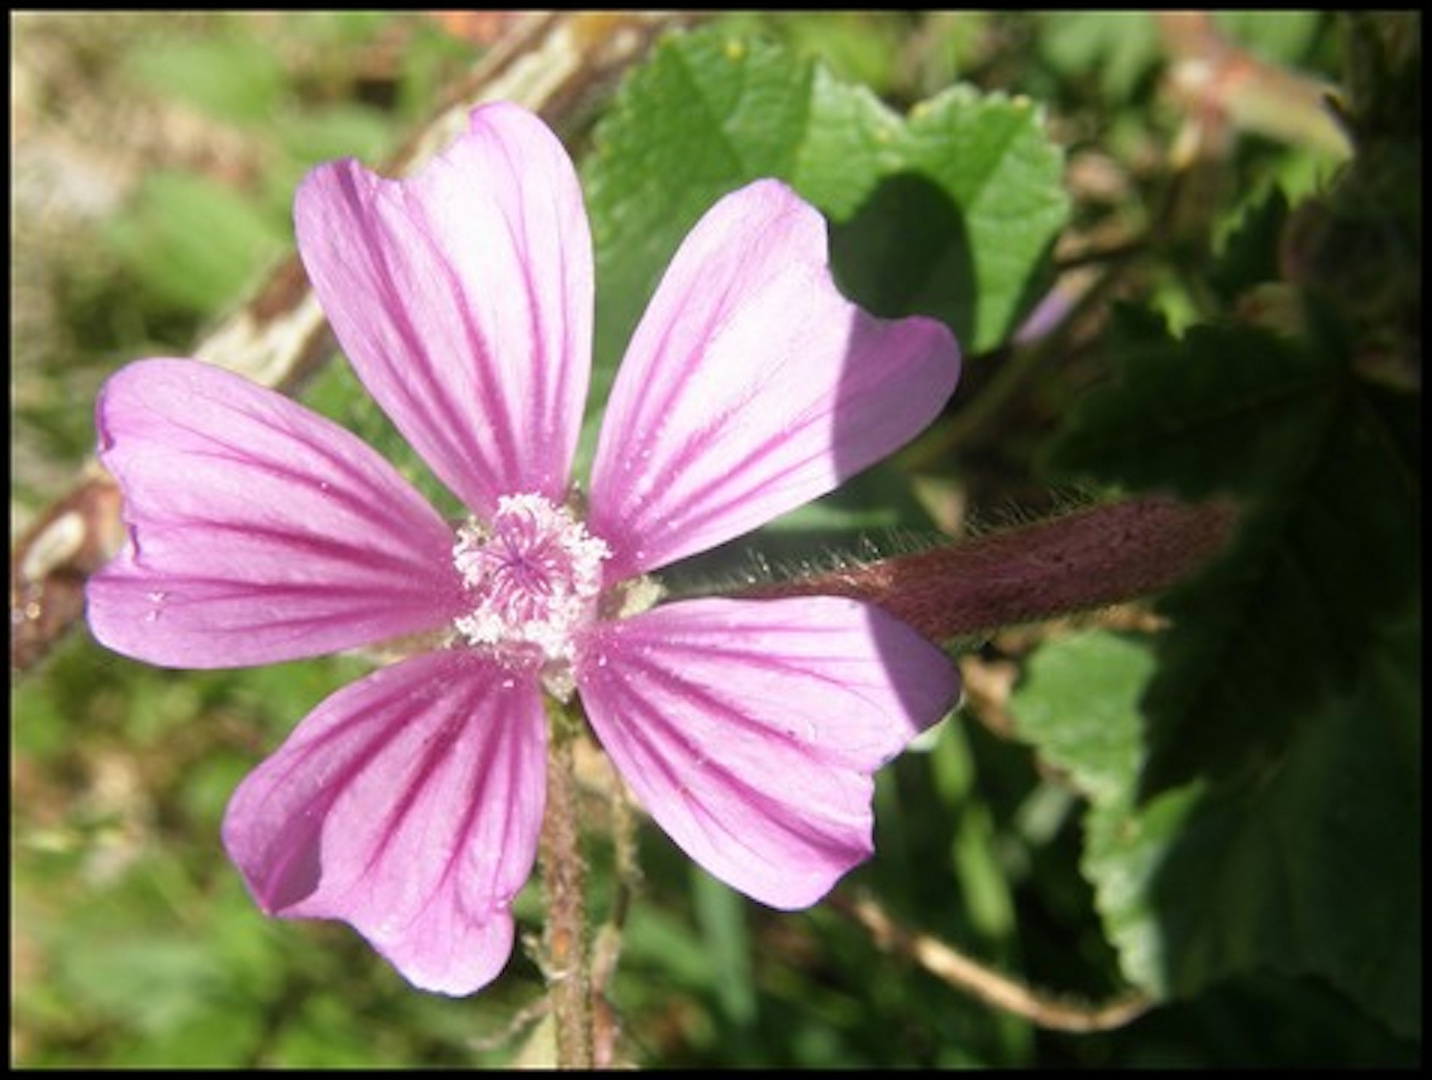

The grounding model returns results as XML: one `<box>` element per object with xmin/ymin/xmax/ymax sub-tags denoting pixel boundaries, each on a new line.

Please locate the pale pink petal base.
<box><xmin>222</xmin><ymin>649</ymin><xmax>547</xmax><ymax>996</ymax></box>
<box><xmin>86</xmin><ymin>359</ymin><xmax>466</xmax><ymax>669</ymax></box>
<box><xmin>295</xmin><ymin>102</ymin><xmax>593</xmax><ymax>518</ymax></box>
<box><xmin>575</xmin><ymin>597</ymin><xmax>961</xmax><ymax>908</ymax></box>
<box><xmin>589</xmin><ymin>180</ymin><xmax>961</xmax><ymax>580</ymax></box>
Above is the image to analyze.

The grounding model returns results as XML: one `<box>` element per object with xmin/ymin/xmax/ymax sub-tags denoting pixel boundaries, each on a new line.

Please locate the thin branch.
<box><xmin>468</xmin><ymin>996</ymin><xmax>551</xmax><ymax>1056</ymax></box>
<box><xmin>828</xmin><ymin>891</ymin><xmax>1152</xmax><ymax>1034</ymax></box>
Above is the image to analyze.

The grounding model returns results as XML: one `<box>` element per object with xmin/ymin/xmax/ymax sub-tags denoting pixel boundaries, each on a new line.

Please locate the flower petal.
<box><xmin>222</xmin><ymin>649</ymin><xmax>547</xmax><ymax>997</ymax></box>
<box><xmin>85</xmin><ymin>359</ymin><xmax>466</xmax><ymax>669</ymax></box>
<box><xmin>295</xmin><ymin>102</ymin><xmax>592</xmax><ymax>518</ymax></box>
<box><xmin>588</xmin><ymin>180</ymin><xmax>961</xmax><ymax>579</ymax></box>
<box><xmin>575</xmin><ymin>597</ymin><xmax>960</xmax><ymax>908</ymax></box>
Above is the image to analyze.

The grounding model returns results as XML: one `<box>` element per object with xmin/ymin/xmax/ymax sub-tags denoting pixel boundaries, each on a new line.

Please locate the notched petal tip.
<box><xmin>84</xmin><ymin>358</ymin><xmax>464</xmax><ymax>669</ymax></box>
<box><xmin>222</xmin><ymin>651</ymin><xmax>548</xmax><ymax>996</ymax></box>
<box><xmin>577</xmin><ymin>596</ymin><xmax>960</xmax><ymax>909</ymax></box>
<box><xmin>294</xmin><ymin>102</ymin><xmax>593</xmax><ymax>519</ymax></box>
<box><xmin>589</xmin><ymin>179</ymin><xmax>963</xmax><ymax>578</ymax></box>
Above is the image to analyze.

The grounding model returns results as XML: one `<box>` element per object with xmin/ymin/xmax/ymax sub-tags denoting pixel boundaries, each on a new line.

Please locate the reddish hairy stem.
<box><xmin>738</xmin><ymin>495</ymin><xmax>1238</xmax><ymax>642</ymax></box>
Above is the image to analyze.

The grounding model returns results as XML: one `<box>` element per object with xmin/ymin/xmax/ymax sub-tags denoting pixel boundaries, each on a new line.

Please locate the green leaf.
<box><xmin>267</xmin><ymin>104</ymin><xmax>395</xmax><ymax>205</ymax></box>
<box><xmin>269</xmin><ymin>995</ymin><xmax>384</xmax><ymax>1068</ymax></box>
<box><xmin>622</xmin><ymin>903</ymin><xmax>721</xmax><ymax>995</ymax></box>
<box><xmin>1043</xmin><ymin>310</ymin><xmax>1419</xmax><ymax>793</ymax></box>
<box><xmin>1044</xmin><ymin>309</ymin><xmax>1341</xmax><ymax>500</ymax></box>
<box><xmin>1012</xmin><ymin>624</ymin><xmax>1421</xmax><ymax>1040</ymax></box>
<box><xmin>825</xmin><ymin>83</ymin><xmax>1070</xmax><ymax>352</ymax></box>
<box><xmin>1037</xmin><ymin>13</ymin><xmax>1163</xmax><ymax>102</ymax></box>
<box><xmin>580</xmin><ymin>24</ymin><xmax>1069</xmax><ymax>469</ymax></box>
<box><xmin>1209</xmin><ymin>188</ymin><xmax>1291</xmax><ymax>303</ymax></box>
<box><xmin>106</xmin><ymin>170</ymin><xmax>286</xmax><ymax>314</ymax></box>
<box><xmin>1086</xmin><ymin>615</ymin><xmax>1421</xmax><ymax>1039</ymax></box>
<box><xmin>717</xmin><ymin>12</ymin><xmax>912</xmax><ymax>98</ymax></box>
<box><xmin>929</xmin><ymin>720</ymin><xmax>1019</xmax><ymax>950</ymax></box>
<box><xmin>124</xmin><ymin>26</ymin><xmax>288</xmax><ymax>127</ymax></box>
<box><xmin>693</xmin><ymin>870</ymin><xmax>757</xmax><ymax>1030</ymax></box>
<box><xmin>1214</xmin><ymin>11</ymin><xmax>1331</xmax><ymax>67</ymax></box>
<box><xmin>1007</xmin><ymin>631</ymin><xmax>1155</xmax><ymax>805</ymax></box>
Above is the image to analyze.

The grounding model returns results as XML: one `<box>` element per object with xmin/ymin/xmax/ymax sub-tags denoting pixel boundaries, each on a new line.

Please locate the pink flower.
<box><xmin>85</xmin><ymin>103</ymin><xmax>963</xmax><ymax>995</ymax></box>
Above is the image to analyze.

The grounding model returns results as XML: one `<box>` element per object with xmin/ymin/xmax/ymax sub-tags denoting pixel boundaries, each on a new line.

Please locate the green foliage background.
<box><xmin>12</xmin><ymin>11</ymin><xmax>1419</xmax><ymax>1067</ymax></box>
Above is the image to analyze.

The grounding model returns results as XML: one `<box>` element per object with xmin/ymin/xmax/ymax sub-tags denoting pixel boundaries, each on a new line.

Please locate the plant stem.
<box><xmin>737</xmin><ymin>495</ymin><xmax>1238</xmax><ymax>643</ymax></box>
<box><xmin>538</xmin><ymin>712</ymin><xmax>593</xmax><ymax>1069</ymax></box>
<box><xmin>829</xmin><ymin>891</ymin><xmax>1151</xmax><ymax>1033</ymax></box>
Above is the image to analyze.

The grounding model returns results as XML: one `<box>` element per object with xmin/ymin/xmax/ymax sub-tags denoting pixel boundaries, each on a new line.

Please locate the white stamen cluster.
<box><xmin>451</xmin><ymin>493</ymin><xmax>609</xmax><ymax>671</ymax></box>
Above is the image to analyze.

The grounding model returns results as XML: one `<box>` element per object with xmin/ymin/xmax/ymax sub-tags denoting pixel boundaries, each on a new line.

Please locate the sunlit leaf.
<box><xmin>581</xmin><ymin>23</ymin><xmax>1068</xmax><ymax>447</ymax></box>
<box><xmin>1008</xmin><ymin>630</ymin><xmax>1154</xmax><ymax>804</ymax></box>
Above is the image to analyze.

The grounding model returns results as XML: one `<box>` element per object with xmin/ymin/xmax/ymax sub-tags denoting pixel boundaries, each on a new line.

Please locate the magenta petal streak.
<box><xmin>83</xmin><ymin>102</ymin><xmax>967</xmax><ymax>998</ymax></box>
<box><xmin>294</xmin><ymin>103</ymin><xmax>593</xmax><ymax>520</ymax></box>
<box><xmin>588</xmin><ymin>179</ymin><xmax>961</xmax><ymax>580</ymax></box>
<box><xmin>85</xmin><ymin>359</ymin><xmax>466</xmax><ymax>669</ymax></box>
<box><xmin>222</xmin><ymin>649</ymin><xmax>548</xmax><ymax>996</ymax></box>
<box><xmin>575</xmin><ymin>596</ymin><xmax>961</xmax><ymax>909</ymax></box>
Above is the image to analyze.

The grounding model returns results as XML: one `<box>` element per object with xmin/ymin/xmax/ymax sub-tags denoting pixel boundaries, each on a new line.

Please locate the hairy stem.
<box><xmin>737</xmin><ymin>495</ymin><xmax>1238</xmax><ymax>643</ymax></box>
<box><xmin>538</xmin><ymin>713</ymin><xmax>594</xmax><ymax>1069</ymax></box>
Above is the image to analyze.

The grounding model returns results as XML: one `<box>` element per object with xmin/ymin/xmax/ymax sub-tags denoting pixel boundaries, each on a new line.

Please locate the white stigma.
<box><xmin>452</xmin><ymin>493</ymin><xmax>610</xmax><ymax>691</ymax></box>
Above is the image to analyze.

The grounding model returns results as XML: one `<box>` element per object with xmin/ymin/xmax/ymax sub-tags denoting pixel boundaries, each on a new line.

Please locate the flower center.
<box><xmin>451</xmin><ymin>493</ymin><xmax>609</xmax><ymax>688</ymax></box>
